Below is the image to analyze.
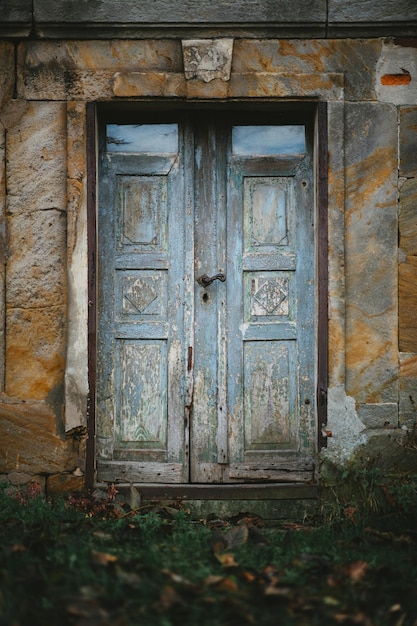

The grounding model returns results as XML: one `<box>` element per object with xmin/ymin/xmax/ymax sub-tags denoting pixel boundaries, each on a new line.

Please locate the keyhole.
<box><xmin>202</xmin><ymin>292</ymin><xmax>209</xmax><ymax>303</ymax></box>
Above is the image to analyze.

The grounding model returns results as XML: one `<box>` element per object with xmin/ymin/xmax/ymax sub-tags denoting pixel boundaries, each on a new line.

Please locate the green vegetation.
<box><xmin>1</xmin><ymin>477</ymin><xmax>417</xmax><ymax>626</ymax></box>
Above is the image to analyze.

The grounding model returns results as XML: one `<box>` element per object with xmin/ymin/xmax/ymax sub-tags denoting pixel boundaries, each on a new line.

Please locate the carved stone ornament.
<box><xmin>182</xmin><ymin>39</ymin><xmax>234</xmax><ymax>83</ymax></box>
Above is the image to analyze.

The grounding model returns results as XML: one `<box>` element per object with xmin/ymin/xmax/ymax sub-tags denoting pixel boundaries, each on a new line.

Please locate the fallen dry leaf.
<box><xmin>205</xmin><ymin>575</ymin><xmax>225</xmax><ymax>586</ymax></box>
<box><xmin>204</xmin><ymin>576</ymin><xmax>239</xmax><ymax>592</ymax></box>
<box><xmin>11</xmin><ymin>544</ymin><xmax>26</xmax><ymax>552</ymax></box>
<box><xmin>215</xmin><ymin>552</ymin><xmax>239</xmax><ymax>567</ymax></box>
<box><xmin>343</xmin><ymin>560</ymin><xmax>369</xmax><ymax>583</ymax></box>
<box><xmin>115</xmin><ymin>566</ymin><xmax>142</xmax><ymax>588</ymax></box>
<box><xmin>343</xmin><ymin>506</ymin><xmax>358</xmax><ymax>522</ymax></box>
<box><xmin>92</xmin><ymin>530</ymin><xmax>112</xmax><ymax>541</ymax></box>
<box><xmin>365</xmin><ymin>527</ymin><xmax>413</xmax><ymax>544</ymax></box>
<box><xmin>162</xmin><ymin>569</ymin><xmax>195</xmax><ymax>588</ymax></box>
<box><xmin>79</xmin><ymin>584</ymin><xmax>105</xmax><ymax>599</ymax></box>
<box><xmin>241</xmin><ymin>570</ymin><xmax>257</xmax><ymax>583</ymax></box>
<box><xmin>129</xmin><ymin>485</ymin><xmax>141</xmax><ymax>510</ymax></box>
<box><xmin>91</xmin><ymin>550</ymin><xmax>118</xmax><ymax>565</ymax></box>
<box><xmin>224</xmin><ymin>523</ymin><xmax>249</xmax><ymax>549</ymax></box>
<box><xmin>212</xmin><ymin>524</ymin><xmax>248</xmax><ymax>555</ymax></box>
<box><xmin>381</xmin><ymin>483</ymin><xmax>397</xmax><ymax>508</ymax></box>
<box><xmin>216</xmin><ymin>577</ymin><xmax>239</xmax><ymax>592</ymax></box>
<box><xmin>264</xmin><ymin>584</ymin><xmax>293</xmax><ymax>597</ymax></box>
<box><xmin>66</xmin><ymin>597</ymin><xmax>109</xmax><ymax>621</ymax></box>
<box><xmin>159</xmin><ymin>585</ymin><xmax>182</xmax><ymax>609</ymax></box>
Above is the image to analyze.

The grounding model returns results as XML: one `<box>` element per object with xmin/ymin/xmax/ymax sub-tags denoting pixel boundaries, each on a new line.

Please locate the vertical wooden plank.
<box><xmin>96</xmin><ymin>134</ymin><xmax>117</xmax><ymax>464</ymax></box>
<box><xmin>192</xmin><ymin>121</ymin><xmax>219</xmax><ymax>481</ymax></box>
<box><xmin>294</xmin><ymin>128</ymin><xmax>316</xmax><ymax>457</ymax></box>
<box><xmin>183</xmin><ymin>119</ymin><xmax>194</xmax><ymax>479</ymax></box>
<box><xmin>226</xmin><ymin>148</ymin><xmax>245</xmax><ymax>467</ymax></box>
<box><xmin>191</xmin><ymin>119</ymin><xmax>227</xmax><ymax>481</ymax></box>
<box><xmin>317</xmin><ymin>102</ymin><xmax>329</xmax><ymax>448</ymax></box>
<box><xmin>66</xmin><ymin>101</ymin><xmax>89</xmax><ymax>432</ymax></box>
<box><xmin>86</xmin><ymin>101</ymin><xmax>97</xmax><ymax>488</ymax></box>
<box><xmin>166</xmin><ymin>123</ymin><xmax>187</xmax><ymax>474</ymax></box>
<box><xmin>216</xmin><ymin>122</ymin><xmax>228</xmax><ymax>465</ymax></box>
<box><xmin>0</xmin><ymin>124</ymin><xmax>5</xmax><ymax>392</ymax></box>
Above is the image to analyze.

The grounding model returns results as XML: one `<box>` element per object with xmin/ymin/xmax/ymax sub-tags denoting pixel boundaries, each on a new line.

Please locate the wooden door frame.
<box><xmin>86</xmin><ymin>101</ymin><xmax>328</xmax><ymax>494</ymax></box>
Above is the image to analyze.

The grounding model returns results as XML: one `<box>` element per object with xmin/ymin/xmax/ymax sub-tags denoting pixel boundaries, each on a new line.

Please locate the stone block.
<box><xmin>0</xmin><ymin>401</ymin><xmax>79</xmax><ymax>474</ymax></box>
<box><xmin>5</xmin><ymin>101</ymin><xmax>66</xmax><ymax>215</ymax></box>
<box><xmin>232</xmin><ymin>40</ymin><xmax>380</xmax><ymax>101</ymax></box>
<box><xmin>3</xmin><ymin>99</ymin><xmax>67</xmax><ymax>402</ymax></box>
<box><xmin>376</xmin><ymin>41</ymin><xmax>417</xmax><ymax>106</ymax></box>
<box><xmin>0</xmin><ymin>43</ymin><xmax>15</xmax><ymax>109</ymax></box>
<box><xmin>327</xmin><ymin>101</ymin><xmax>346</xmax><ymax>387</ymax></box>
<box><xmin>6</xmin><ymin>210</ymin><xmax>66</xmax><ymax>310</ymax></box>
<box><xmin>5</xmin><ymin>306</ymin><xmax>66</xmax><ymax>400</ymax></box>
<box><xmin>33</xmin><ymin>0</ymin><xmax>326</xmax><ymax>26</ymax></box>
<box><xmin>399</xmin><ymin>107</ymin><xmax>417</xmax><ymax>178</ymax></box>
<box><xmin>344</xmin><ymin>103</ymin><xmax>398</xmax><ymax>404</ymax></box>
<box><xmin>399</xmin><ymin>353</ymin><xmax>417</xmax><ymax>428</ymax></box>
<box><xmin>18</xmin><ymin>40</ymin><xmax>182</xmax><ymax>100</ymax></box>
<box><xmin>113</xmin><ymin>72</ymin><xmax>186</xmax><ymax>98</ymax></box>
<box><xmin>399</xmin><ymin>178</ymin><xmax>417</xmax><ymax>256</ymax></box>
<box><xmin>329</xmin><ymin>0</ymin><xmax>417</xmax><ymax>22</ymax></box>
<box><xmin>399</xmin><ymin>259</ymin><xmax>417</xmax><ymax>353</ymax></box>
<box><xmin>1</xmin><ymin>0</ymin><xmax>32</xmax><ymax>21</ymax></box>
<box><xmin>399</xmin><ymin>178</ymin><xmax>417</xmax><ymax>353</ymax></box>
<box><xmin>7</xmin><ymin>471</ymin><xmax>33</xmax><ymax>486</ymax></box>
<box><xmin>357</xmin><ymin>404</ymin><xmax>398</xmax><ymax>429</ymax></box>
<box><xmin>47</xmin><ymin>473</ymin><xmax>84</xmax><ymax>495</ymax></box>
<box><xmin>0</xmin><ymin>1</ymin><xmax>32</xmax><ymax>37</ymax></box>
<box><xmin>0</xmin><ymin>126</ymin><xmax>5</xmax><ymax>394</ymax></box>
<box><xmin>6</xmin><ymin>473</ymin><xmax>46</xmax><ymax>494</ymax></box>
<box><xmin>228</xmin><ymin>72</ymin><xmax>343</xmax><ymax>100</ymax></box>
<box><xmin>353</xmin><ymin>429</ymin><xmax>417</xmax><ymax>471</ymax></box>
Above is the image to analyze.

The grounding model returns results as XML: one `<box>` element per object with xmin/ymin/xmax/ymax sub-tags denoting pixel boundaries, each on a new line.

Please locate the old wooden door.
<box><xmin>96</xmin><ymin>112</ymin><xmax>316</xmax><ymax>485</ymax></box>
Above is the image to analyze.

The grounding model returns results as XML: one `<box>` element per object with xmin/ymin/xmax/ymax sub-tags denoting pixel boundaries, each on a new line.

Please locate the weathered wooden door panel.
<box><xmin>96</xmin><ymin>116</ymin><xmax>316</xmax><ymax>485</ymax></box>
<box><xmin>97</xmin><ymin>123</ymin><xmax>189</xmax><ymax>483</ymax></box>
<box><xmin>226</xmin><ymin>130</ymin><xmax>315</xmax><ymax>482</ymax></box>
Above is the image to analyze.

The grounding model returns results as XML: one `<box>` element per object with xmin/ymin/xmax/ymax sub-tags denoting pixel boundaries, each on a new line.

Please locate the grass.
<box><xmin>1</xmin><ymin>481</ymin><xmax>417</xmax><ymax>626</ymax></box>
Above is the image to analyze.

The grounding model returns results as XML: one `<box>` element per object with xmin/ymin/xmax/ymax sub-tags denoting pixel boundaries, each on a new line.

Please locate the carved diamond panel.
<box><xmin>117</xmin><ymin>271</ymin><xmax>167</xmax><ymax>319</ymax></box>
<box><xmin>252</xmin><ymin>277</ymin><xmax>288</xmax><ymax>315</ymax></box>
<box><xmin>245</xmin><ymin>273</ymin><xmax>292</xmax><ymax>320</ymax></box>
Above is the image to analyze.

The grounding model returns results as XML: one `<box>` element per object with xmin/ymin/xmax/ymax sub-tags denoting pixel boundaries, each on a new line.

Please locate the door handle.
<box><xmin>196</xmin><ymin>272</ymin><xmax>226</xmax><ymax>287</ymax></box>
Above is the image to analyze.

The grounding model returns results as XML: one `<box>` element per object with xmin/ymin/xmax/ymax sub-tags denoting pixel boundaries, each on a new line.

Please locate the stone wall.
<box><xmin>0</xmin><ymin>6</ymin><xmax>417</xmax><ymax>491</ymax></box>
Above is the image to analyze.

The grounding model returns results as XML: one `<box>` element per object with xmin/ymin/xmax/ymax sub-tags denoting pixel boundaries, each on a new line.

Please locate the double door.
<box><xmin>96</xmin><ymin>112</ymin><xmax>316</xmax><ymax>484</ymax></box>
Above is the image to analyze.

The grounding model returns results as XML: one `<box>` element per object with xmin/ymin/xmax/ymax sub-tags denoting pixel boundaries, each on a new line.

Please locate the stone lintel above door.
<box><xmin>112</xmin><ymin>71</ymin><xmax>344</xmax><ymax>101</ymax></box>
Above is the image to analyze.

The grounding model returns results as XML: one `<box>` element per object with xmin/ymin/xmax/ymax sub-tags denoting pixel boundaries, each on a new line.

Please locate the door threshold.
<box><xmin>95</xmin><ymin>483</ymin><xmax>319</xmax><ymax>521</ymax></box>
<box><xmin>96</xmin><ymin>482</ymin><xmax>318</xmax><ymax>500</ymax></box>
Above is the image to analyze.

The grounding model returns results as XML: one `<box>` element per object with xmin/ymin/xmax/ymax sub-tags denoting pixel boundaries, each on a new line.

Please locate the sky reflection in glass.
<box><xmin>232</xmin><ymin>125</ymin><xmax>305</xmax><ymax>156</ymax></box>
<box><xmin>106</xmin><ymin>124</ymin><xmax>178</xmax><ymax>153</ymax></box>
